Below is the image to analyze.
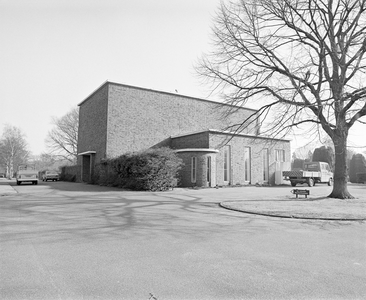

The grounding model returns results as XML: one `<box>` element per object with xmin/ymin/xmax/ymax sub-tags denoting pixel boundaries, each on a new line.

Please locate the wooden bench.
<box><xmin>291</xmin><ymin>189</ymin><xmax>310</xmax><ymax>198</ymax></box>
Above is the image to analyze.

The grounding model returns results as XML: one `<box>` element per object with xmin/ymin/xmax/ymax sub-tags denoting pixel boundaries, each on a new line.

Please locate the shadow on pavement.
<box><xmin>0</xmin><ymin>188</ymin><xmax>256</xmax><ymax>244</ymax></box>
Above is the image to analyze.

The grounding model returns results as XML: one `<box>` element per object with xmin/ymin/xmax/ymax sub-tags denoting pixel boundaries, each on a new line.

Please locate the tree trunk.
<box><xmin>328</xmin><ymin>133</ymin><xmax>354</xmax><ymax>199</ymax></box>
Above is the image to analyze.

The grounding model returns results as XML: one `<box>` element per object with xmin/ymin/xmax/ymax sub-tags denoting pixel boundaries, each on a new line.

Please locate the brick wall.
<box><xmin>77</xmin><ymin>82</ymin><xmax>290</xmax><ymax>186</ymax></box>
<box><xmin>176</xmin><ymin>151</ymin><xmax>217</xmax><ymax>187</ymax></box>
<box><xmin>77</xmin><ymin>84</ymin><xmax>109</xmax><ymax>163</ymax></box>
<box><xmin>171</xmin><ymin>132</ymin><xmax>209</xmax><ymax>149</ymax></box>
<box><xmin>106</xmin><ymin>83</ymin><xmax>257</xmax><ymax>158</ymax></box>
<box><xmin>209</xmin><ymin>133</ymin><xmax>290</xmax><ymax>186</ymax></box>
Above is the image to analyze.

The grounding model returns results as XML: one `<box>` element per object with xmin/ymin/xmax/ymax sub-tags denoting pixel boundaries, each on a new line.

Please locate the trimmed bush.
<box><xmin>312</xmin><ymin>146</ymin><xmax>334</xmax><ymax>170</ymax></box>
<box><xmin>292</xmin><ymin>158</ymin><xmax>304</xmax><ymax>170</ymax></box>
<box><xmin>356</xmin><ymin>172</ymin><xmax>366</xmax><ymax>184</ymax></box>
<box><xmin>108</xmin><ymin>147</ymin><xmax>183</xmax><ymax>191</ymax></box>
<box><xmin>349</xmin><ymin>154</ymin><xmax>366</xmax><ymax>183</ymax></box>
<box><xmin>60</xmin><ymin>165</ymin><xmax>80</xmax><ymax>182</ymax></box>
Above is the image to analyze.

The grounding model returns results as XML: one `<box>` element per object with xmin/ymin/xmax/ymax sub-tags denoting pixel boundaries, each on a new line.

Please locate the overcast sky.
<box><xmin>0</xmin><ymin>0</ymin><xmax>220</xmax><ymax>155</ymax></box>
<box><xmin>0</xmin><ymin>0</ymin><xmax>365</xmax><ymax>156</ymax></box>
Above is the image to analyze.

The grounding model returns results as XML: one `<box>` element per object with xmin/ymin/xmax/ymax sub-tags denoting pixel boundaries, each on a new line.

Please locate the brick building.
<box><xmin>77</xmin><ymin>81</ymin><xmax>290</xmax><ymax>187</ymax></box>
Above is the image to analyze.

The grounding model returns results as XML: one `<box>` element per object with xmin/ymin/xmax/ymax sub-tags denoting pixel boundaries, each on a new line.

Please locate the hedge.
<box><xmin>94</xmin><ymin>147</ymin><xmax>184</xmax><ymax>191</ymax></box>
<box><xmin>349</xmin><ymin>154</ymin><xmax>366</xmax><ymax>183</ymax></box>
<box><xmin>60</xmin><ymin>165</ymin><xmax>80</xmax><ymax>182</ymax></box>
<box><xmin>356</xmin><ymin>172</ymin><xmax>366</xmax><ymax>183</ymax></box>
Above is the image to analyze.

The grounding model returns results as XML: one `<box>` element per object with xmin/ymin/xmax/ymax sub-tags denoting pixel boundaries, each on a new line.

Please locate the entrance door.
<box><xmin>82</xmin><ymin>155</ymin><xmax>91</xmax><ymax>182</ymax></box>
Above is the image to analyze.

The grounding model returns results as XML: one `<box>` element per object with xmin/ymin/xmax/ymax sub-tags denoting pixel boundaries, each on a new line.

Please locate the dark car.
<box><xmin>42</xmin><ymin>171</ymin><xmax>59</xmax><ymax>182</ymax></box>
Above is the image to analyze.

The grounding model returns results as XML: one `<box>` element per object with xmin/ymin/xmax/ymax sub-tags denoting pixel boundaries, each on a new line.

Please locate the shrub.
<box><xmin>91</xmin><ymin>162</ymin><xmax>121</xmax><ymax>187</ymax></box>
<box><xmin>109</xmin><ymin>147</ymin><xmax>183</xmax><ymax>191</ymax></box>
<box><xmin>356</xmin><ymin>172</ymin><xmax>366</xmax><ymax>183</ymax></box>
<box><xmin>292</xmin><ymin>158</ymin><xmax>304</xmax><ymax>170</ymax></box>
<box><xmin>61</xmin><ymin>173</ymin><xmax>76</xmax><ymax>182</ymax></box>
<box><xmin>312</xmin><ymin>146</ymin><xmax>334</xmax><ymax>171</ymax></box>
<box><xmin>60</xmin><ymin>165</ymin><xmax>79</xmax><ymax>182</ymax></box>
<box><xmin>349</xmin><ymin>154</ymin><xmax>366</xmax><ymax>183</ymax></box>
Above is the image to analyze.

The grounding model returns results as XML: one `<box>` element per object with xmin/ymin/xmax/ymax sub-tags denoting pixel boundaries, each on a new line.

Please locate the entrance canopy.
<box><xmin>78</xmin><ymin>151</ymin><xmax>96</xmax><ymax>156</ymax></box>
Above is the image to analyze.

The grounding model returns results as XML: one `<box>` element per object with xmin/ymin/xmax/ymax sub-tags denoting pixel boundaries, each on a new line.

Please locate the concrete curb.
<box><xmin>0</xmin><ymin>182</ymin><xmax>18</xmax><ymax>196</ymax></box>
<box><xmin>219</xmin><ymin>201</ymin><xmax>366</xmax><ymax>221</ymax></box>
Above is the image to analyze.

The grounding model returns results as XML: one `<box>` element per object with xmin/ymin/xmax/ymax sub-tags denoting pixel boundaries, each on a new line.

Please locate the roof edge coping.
<box><xmin>78</xmin><ymin>81</ymin><xmax>258</xmax><ymax>112</ymax></box>
<box><xmin>174</xmin><ymin>148</ymin><xmax>219</xmax><ymax>153</ymax></box>
<box><xmin>78</xmin><ymin>151</ymin><xmax>96</xmax><ymax>156</ymax></box>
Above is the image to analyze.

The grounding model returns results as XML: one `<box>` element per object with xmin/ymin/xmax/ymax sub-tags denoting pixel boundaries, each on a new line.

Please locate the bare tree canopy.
<box><xmin>198</xmin><ymin>0</ymin><xmax>366</xmax><ymax>199</ymax></box>
<box><xmin>46</xmin><ymin>107</ymin><xmax>78</xmax><ymax>163</ymax></box>
<box><xmin>0</xmin><ymin>125</ymin><xmax>29</xmax><ymax>178</ymax></box>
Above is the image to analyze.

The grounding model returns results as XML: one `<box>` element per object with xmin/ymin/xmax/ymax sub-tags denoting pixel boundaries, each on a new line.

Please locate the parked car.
<box><xmin>42</xmin><ymin>170</ymin><xmax>59</xmax><ymax>182</ymax></box>
<box><xmin>16</xmin><ymin>164</ymin><xmax>39</xmax><ymax>185</ymax></box>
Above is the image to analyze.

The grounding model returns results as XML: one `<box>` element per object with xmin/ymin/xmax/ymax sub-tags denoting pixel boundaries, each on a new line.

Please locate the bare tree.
<box><xmin>198</xmin><ymin>0</ymin><xmax>366</xmax><ymax>199</ymax></box>
<box><xmin>0</xmin><ymin>125</ymin><xmax>29</xmax><ymax>178</ymax></box>
<box><xmin>293</xmin><ymin>145</ymin><xmax>314</xmax><ymax>161</ymax></box>
<box><xmin>46</xmin><ymin>107</ymin><xmax>78</xmax><ymax>163</ymax></box>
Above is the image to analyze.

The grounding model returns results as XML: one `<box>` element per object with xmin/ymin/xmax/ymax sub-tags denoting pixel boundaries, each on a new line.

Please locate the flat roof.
<box><xmin>171</xmin><ymin>129</ymin><xmax>291</xmax><ymax>142</ymax></box>
<box><xmin>78</xmin><ymin>81</ymin><xmax>258</xmax><ymax>112</ymax></box>
<box><xmin>78</xmin><ymin>151</ymin><xmax>96</xmax><ymax>156</ymax></box>
<box><xmin>174</xmin><ymin>148</ymin><xmax>219</xmax><ymax>153</ymax></box>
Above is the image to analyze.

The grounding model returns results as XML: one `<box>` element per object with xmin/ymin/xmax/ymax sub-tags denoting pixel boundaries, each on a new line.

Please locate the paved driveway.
<box><xmin>1</xmin><ymin>180</ymin><xmax>365</xmax><ymax>299</ymax></box>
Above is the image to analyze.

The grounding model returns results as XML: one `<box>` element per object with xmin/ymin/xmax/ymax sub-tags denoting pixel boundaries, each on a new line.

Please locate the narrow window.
<box><xmin>275</xmin><ymin>149</ymin><xmax>285</xmax><ymax>162</ymax></box>
<box><xmin>207</xmin><ymin>156</ymin><xmax>211</xmax><ymax>184</ymax></box>
<box><xmin>244</xmin><ymin>147</ymin><xmax>251</xmax><ymax>182</ymax></box>
<box><xmin>263</xmin><ymin>148</ymin><xmax>269</xmax><ymax>182</ymax></box>
<box><xmin>191</xmin><ymin>157</ymin><xmax>197</xmax><ymax>183</ymax></box>
<box><xmin>223</xmin><ymin>146</ymin><xmax>230</xmax><ymax>183</ymax></box>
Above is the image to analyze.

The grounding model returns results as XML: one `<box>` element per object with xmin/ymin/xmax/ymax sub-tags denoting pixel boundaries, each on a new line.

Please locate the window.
<box><xmin>305</xmin><ymin>163</ymin><xmax>318</xmax><ymax>171</ymax></box>
<box><xmin>275</xmin><ymin>149</ymin><xmax>285</xmax><ymax>162</ymax></box>
<box><xmin>244</xmin><ymin>147</ymin><xmax>251</xmax><ymax>182</ymax></box>
<box><xmin>223</xmin><ymin>146</ymin><xmax>230</xmax><ymax>183</ymax></box>
<box><xmin>191</xmin><ymin>157</ymin><xmax>197</xmax><ymax>183</ymax></box>
<box><xmin>207</xmin><ymin>156</ymin><xmax>211</xmax><ymax>183</ymax></box>
<box><xmin>263</xmin><ymin>148</ymin><xmax>269</xmax><ymax>182</ymax></box>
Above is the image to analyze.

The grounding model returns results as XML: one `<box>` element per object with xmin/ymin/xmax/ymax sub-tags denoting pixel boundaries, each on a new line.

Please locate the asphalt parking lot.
<box><xmin>1</xmin><ymin>179</ymin><xmax>365</xmax><ymax>299</ymax></box>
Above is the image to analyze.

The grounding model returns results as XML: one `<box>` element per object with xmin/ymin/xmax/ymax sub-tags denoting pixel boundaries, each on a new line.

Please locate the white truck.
<box><xmin>282</xmin><ymin>161</ymin><xmax>333</xmax><ymax>187</ymax></box>
<box><xmin>16</xmin><ymin>164</ymin><xmax>39</xmax><ymax>185</ymax></box>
